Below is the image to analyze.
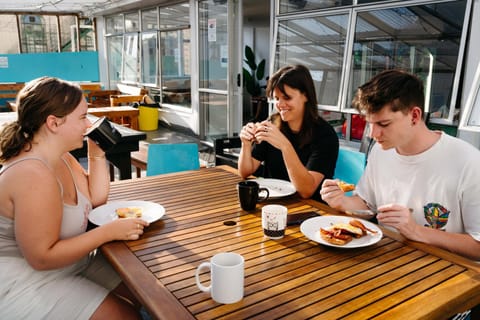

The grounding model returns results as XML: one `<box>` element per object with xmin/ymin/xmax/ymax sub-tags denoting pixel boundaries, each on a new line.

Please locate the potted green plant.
<box><xmin>243</xmin><ymin>45</ymin><xmax>266</xmax><ymax>98</ymax></box>
<box><xmin>243</xmin><ymin>45</ymin><xmax>268</xmax><ymax>121</ymax></box>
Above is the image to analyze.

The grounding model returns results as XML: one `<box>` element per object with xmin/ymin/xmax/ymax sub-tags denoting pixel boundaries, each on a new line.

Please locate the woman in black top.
<box><xmin>238</xmin><ymin>64</ymin><xmax>339</xmax><ymax>201</ymax></box>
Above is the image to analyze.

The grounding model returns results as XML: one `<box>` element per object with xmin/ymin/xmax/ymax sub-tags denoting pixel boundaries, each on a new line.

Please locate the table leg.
<box><xmin>107</xmin><ymin>153</ymin><xmax>133</xmax><ymax>180</ymax></box>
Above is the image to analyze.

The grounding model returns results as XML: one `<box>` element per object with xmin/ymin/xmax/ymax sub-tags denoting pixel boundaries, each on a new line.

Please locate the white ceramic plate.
<box><xmin>89</xmin><ymin>200</ymin><xmax>165</xmax><ymax>225</ymax></box>
<box><xmin>300</xmin><ymin>215</ymin><xmax>382</xmax><ymax>248</ymax></box>
<box><xmin>251</xmin><ymin>178</ymin><xmax>296</xmax><ymax>198</ymax></box>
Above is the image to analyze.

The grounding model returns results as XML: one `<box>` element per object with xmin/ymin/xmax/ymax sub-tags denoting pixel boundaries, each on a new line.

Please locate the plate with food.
<box><xmin>251</xmin><ymin>178</ymin><xmax>296</xmax><ymax>198</ymax></box>
<box><xmin>89</xmin><ymin>200</ymin><xmax>165</xmax><ymax>226</ymax></box>
<box><xmin>300</xmin><ymin>215</ymin><xmax>382</xmax><ymax>248</ymax></box>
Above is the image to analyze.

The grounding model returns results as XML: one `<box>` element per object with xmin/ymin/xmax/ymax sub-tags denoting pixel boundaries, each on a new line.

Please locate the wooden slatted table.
<box><xmin>101</xmin><ymin>166</ymin><xmax>480</xmax><ymax>319</ymax></box>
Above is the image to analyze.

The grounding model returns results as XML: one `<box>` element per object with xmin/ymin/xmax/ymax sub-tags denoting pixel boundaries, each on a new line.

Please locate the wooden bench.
<box><xmin>87</xmin><ymin>106</ymin><xmax>140</xmax><ymax>130</ymax></box>
<box><xmin>0</xmin><ymin>83</ymin><xmax>24</xmax><ymax>111</ymax></box>
<box><xmin>1</xmin><ymin>83</ymin><xmax>102</xmax><ymax>111</ymax></box>
<box><xmin>79</xmin><ymin>83</ymin><xmax>102</xmax><ymax>98</ymax></box>
<box><xmin>110</xmin><ymin>94</ymin><xmax>145</xmax><ymax>106</ymax></box>
<box><xmin>110</xmin><ymin>83</ymin><xmax>148</xmax><ymax>107</ymax></box>
<box><xmin>88</xmin><ymin>90</ymin><xmax>120</xmax><ymax>107</ymax></box>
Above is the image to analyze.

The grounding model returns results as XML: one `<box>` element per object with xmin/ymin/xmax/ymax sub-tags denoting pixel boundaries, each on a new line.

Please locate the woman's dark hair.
<box><xmin>0</xmin><ymin>77</ymin><xmax>83</xmax><ymax>162</ymax></box>
<box><xmin>266</xmin><ymin>64</ymin><xmax>320</xmax><ymax>147</ymax></box>
<box><xmin>352</xmin><ymin>69</ymin><xmax>425</xmax><ymax>116</ymax></box>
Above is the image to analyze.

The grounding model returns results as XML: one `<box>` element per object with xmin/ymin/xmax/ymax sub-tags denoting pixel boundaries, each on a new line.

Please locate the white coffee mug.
<box><xmin>262</xmin><ymin>204</ymin><xmax>288</xmax><ymax>239</ymax></box>
<box><xmin>195</xmin><ymin>252</ymin><xmax>244</xmax><ymax>304</ymax></box>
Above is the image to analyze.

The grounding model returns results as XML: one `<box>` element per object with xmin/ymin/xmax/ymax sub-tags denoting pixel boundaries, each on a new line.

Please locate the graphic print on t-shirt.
<box><xmin>423</xmin><ymin>203</ymin><xmax>450</xmax><ymax>229</ymax></box>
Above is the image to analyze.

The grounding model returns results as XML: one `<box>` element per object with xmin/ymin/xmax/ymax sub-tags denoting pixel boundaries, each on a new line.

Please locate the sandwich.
<box><xmin>337</xmin><ymin>180</ymin><xmax>355</xmax><ymax>192</ymax></box>
<box><xmin>115</xmin><ymin>207</ymin><xmax>143</xmax><ymax>219</ymax></box>
<box><xmin>320</xmin><ymin>221</ymin><xmax>364</xmax><ymax>245</ymax></box>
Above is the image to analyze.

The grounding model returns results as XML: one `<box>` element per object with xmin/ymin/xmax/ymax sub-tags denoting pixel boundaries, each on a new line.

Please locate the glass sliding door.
<box><xmin>198</xmin><ymin>0</ymin><xmax>242</xmax><ymax>141</ymax></box>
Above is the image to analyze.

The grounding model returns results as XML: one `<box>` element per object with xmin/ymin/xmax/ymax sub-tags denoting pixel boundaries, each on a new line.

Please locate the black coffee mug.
<box><xmin>237</xmin><ymin>180</ymin><xmax>269</xmax><ymax>211</ymax></box>
<box><xmin>85</xmin><ymin>116</ymin><xmax>122</xmax><ymax>152</ymax></box>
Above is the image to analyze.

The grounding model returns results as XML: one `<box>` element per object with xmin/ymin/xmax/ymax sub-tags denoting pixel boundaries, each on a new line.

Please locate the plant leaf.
<box><xmin>256</xmin><ymin>59</ymin><xmax>266</xmax><ymax>81</ymax></box>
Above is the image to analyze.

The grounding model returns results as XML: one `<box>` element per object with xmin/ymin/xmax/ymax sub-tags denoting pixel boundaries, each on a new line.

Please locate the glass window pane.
<box><xmin>349</xmin><ymin>1</ymin><xmax>468</xmax><ymax>122</ymax></box>
<box><xmin>107</xmin><ymin>35</ymin><xmax>123</xmax><ymax>88</ymax></box>
<box><xmin>159</xmin><ymin>3</ymin><xmax>190</xmax><ymax>29</ymax></box>
<box><xmin>198</xmin><ymin>0</ymin><xmax>228</xmax><ymax>91</ymax></box>
<box><xmin>125</xmin><ymin>12</ymin><xmax>139</xmax><ymax>32</ymax></box>
<box><xmin>0</xmin><ymin>15</ymin><xmax>20</xmax><ymax>54</ymax></box>
<box><xmin>160</xmin><ymin>29</ymin><xmax>191</xmax><ymax>105</ymax></box>
<box><xmin>106</xmin><ymin>15</ymin><xmax>123</xmax><ymax>34</ymax></box>
<box><xmin>142</xmin><ymin>8</ymin><xmax>158</xmax><ymax>30</ymax></box>
<box><xmin>278</xmin><ymin>0</ymin><xmax>352</xmax><ymax>14</ymax></box>
<box><xmin>78</xmin><ymin>18</ymin><xmax>96</xmax><ymax>51</ymax></box>
<box><xmin>275</xmin><ymin>14</ymin><xmax>349</xmax><ymax>107</ymax></box>
<box><xmin>200</xmin><ymin>92</ymin><xmax>228</xmax><ymax>139</ymax></box>
<box><xmin>19</xmin><ymin>15</ymin><xmax>58</xmax><ymax>53</ymax></box>
<box><xmin>122</xmin><ymin>33</ymin><xmax>139</xmax><ymax>83</ymax></box>
<box><xmin>141</xmin><ymin>31</ymin><xmax>158</xmax><ymax>85</ymax></box>
<box><xmin>59</xmin><ymin>15</ymin><xmax>76</xmax><ymax>52</ymax></box>
<box><xmin>157</xmin><ymin>2</ymin><xmax>191</xmax><ymax>107</ymax></box>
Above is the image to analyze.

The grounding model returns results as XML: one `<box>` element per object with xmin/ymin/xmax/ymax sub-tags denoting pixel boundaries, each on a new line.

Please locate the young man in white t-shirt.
<box><xmin>320</xmin><ymin>69</ymin><xmax>480</xmax><ymax>262</ymax></box>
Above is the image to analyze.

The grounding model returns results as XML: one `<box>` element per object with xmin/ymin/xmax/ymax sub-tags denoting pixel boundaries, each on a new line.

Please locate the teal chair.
<box><xmin>146</xmin><ymin>143</ymin><xmax>200</xmax><ymax>176</ymax></box>
<box><xmin>334</xmin><ymin>147</ymin><xmax>366</xmax><ymax>185</ymax></box>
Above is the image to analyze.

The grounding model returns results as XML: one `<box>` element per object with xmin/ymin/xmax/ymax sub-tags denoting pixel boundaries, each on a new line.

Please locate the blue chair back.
<box><xmin>146</xmin><ymin>143</ymin><xmax>200</xmax><ymax>176</ymax></box>
<box><xmin>334</xmin><ymin>147</ymin><xmax>366</xmax><ymax>185</ymax></box>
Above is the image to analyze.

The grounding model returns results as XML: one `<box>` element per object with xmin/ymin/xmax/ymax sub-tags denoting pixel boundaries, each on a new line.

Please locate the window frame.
<box><xmin>273</xmin><ymin>0</ymin><xmax>472</xmax><ymax>129</ymax></box>
<box><xmin>459</xmin><ymin>61</ymin><xmax>480</xmax><ymax>132</ymax></box>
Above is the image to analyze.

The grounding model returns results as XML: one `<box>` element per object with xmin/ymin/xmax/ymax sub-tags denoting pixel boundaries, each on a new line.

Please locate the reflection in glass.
<box><xmin>198</xmin><ymin>0</ymin><xmax>228</xmax><ymax>91</ymax></box>
<box><xmin>106</xmin><ymin>15</ymin><xmax>123</xmax><ymax>34</ymax></box>
<box><xmin>160</xmin><ymin>29</ymin><xmax>191</xmax><ymax>106</ymax></box>
<box><xmin>200</xmin><ymin>92</ymin><xmax>228</xmax><ymax>140</ymax></box>
<box><xmin>19</xmin><ymin>15</ymin><xmax>59</xmax><ymax>53</ymax></box>
<box><xmin>158</xmin><ymin>2</ymin><xmax>191</xmax><ymax>107</ymax></box>
<box><xmin>275</xmin><ymin>14</ymin><xmax>349</xmax><ymax>107</ymax></box>
<box><xmin>278</xmin><ymin>0</ymin><xmax>352</xmax><ymax>14</ymax></box>
<box><xmin>159</xmin><ymin>3</ymin><xmax>190</xmax><ymax>29</ymax></box>
<box><xmin>77</xmin><ymin>18</ymin><xmax>96</xmax><ymax>52</ymax></box>
<box><xmin>124</xmin><ymin>12</ymin><xmax>139</xmax><ymax>33</ymax></box>
<box><xmin>107</xmin><ymin>35</ymin><xmax>122</xmax><ymax>88</ymax></box>
<box><xmin>142</xmin><ymin>8</ymin><xmax>158</xmax><ymax>31</ymax></box>
<box><xmin>141</xmin><ymin>32</ymin><xmax>158</xmax><ymax>85</ymax></box>
<box><xmin>59</xmin><ymin>16</ymin><xmax>76</xmax><ymax>52</ymax></box>
<box><xmin>122</xmin><ymin>33</ymin><xmax>138</xmax><ymax>83</ymax></box>
<box><xmin>350</xmin><ymin>1</ymin><xmax>468</xmax><ymax>122</ymax></box>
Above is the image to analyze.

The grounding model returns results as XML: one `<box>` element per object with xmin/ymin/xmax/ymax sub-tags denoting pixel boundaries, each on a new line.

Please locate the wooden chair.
<box><xmin>214</xmin><ymin>136</ymin><xmax>264</xmax><ymax>176</ymax></box>
<box><xmin>87</xmin><ymin>90</ymin><xmax>120</xmax><ymax>107</ymax></box>
<box><xmin>333</xmin><ymin>147</ymin><xmax>366</xmax><ymax>186</ymax></box>
<box><xmin>79</xmin><ymin>83</ymin><xmax>102</xmax><ymax>99</ymax></box>
<box><xmin>110</xmin><ymin>94</ymin><xmax>144</xmax><ymax>106</ymax></box>
<box><xmin>146</xmin><ymin>143</ymin><xmax>200</xmax><ymax>176</ymax></box>
<box><xmin>214</xmin><ymin>136</ymin><xmax>241</xmax><ymax>168</ymax></box>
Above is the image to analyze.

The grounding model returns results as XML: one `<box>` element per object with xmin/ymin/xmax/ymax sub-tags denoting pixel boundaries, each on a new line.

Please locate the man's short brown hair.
<box><xmin>352</xmin><ymin>69</ymin><xmax>425</xmax><ymax>116</ymax></box>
